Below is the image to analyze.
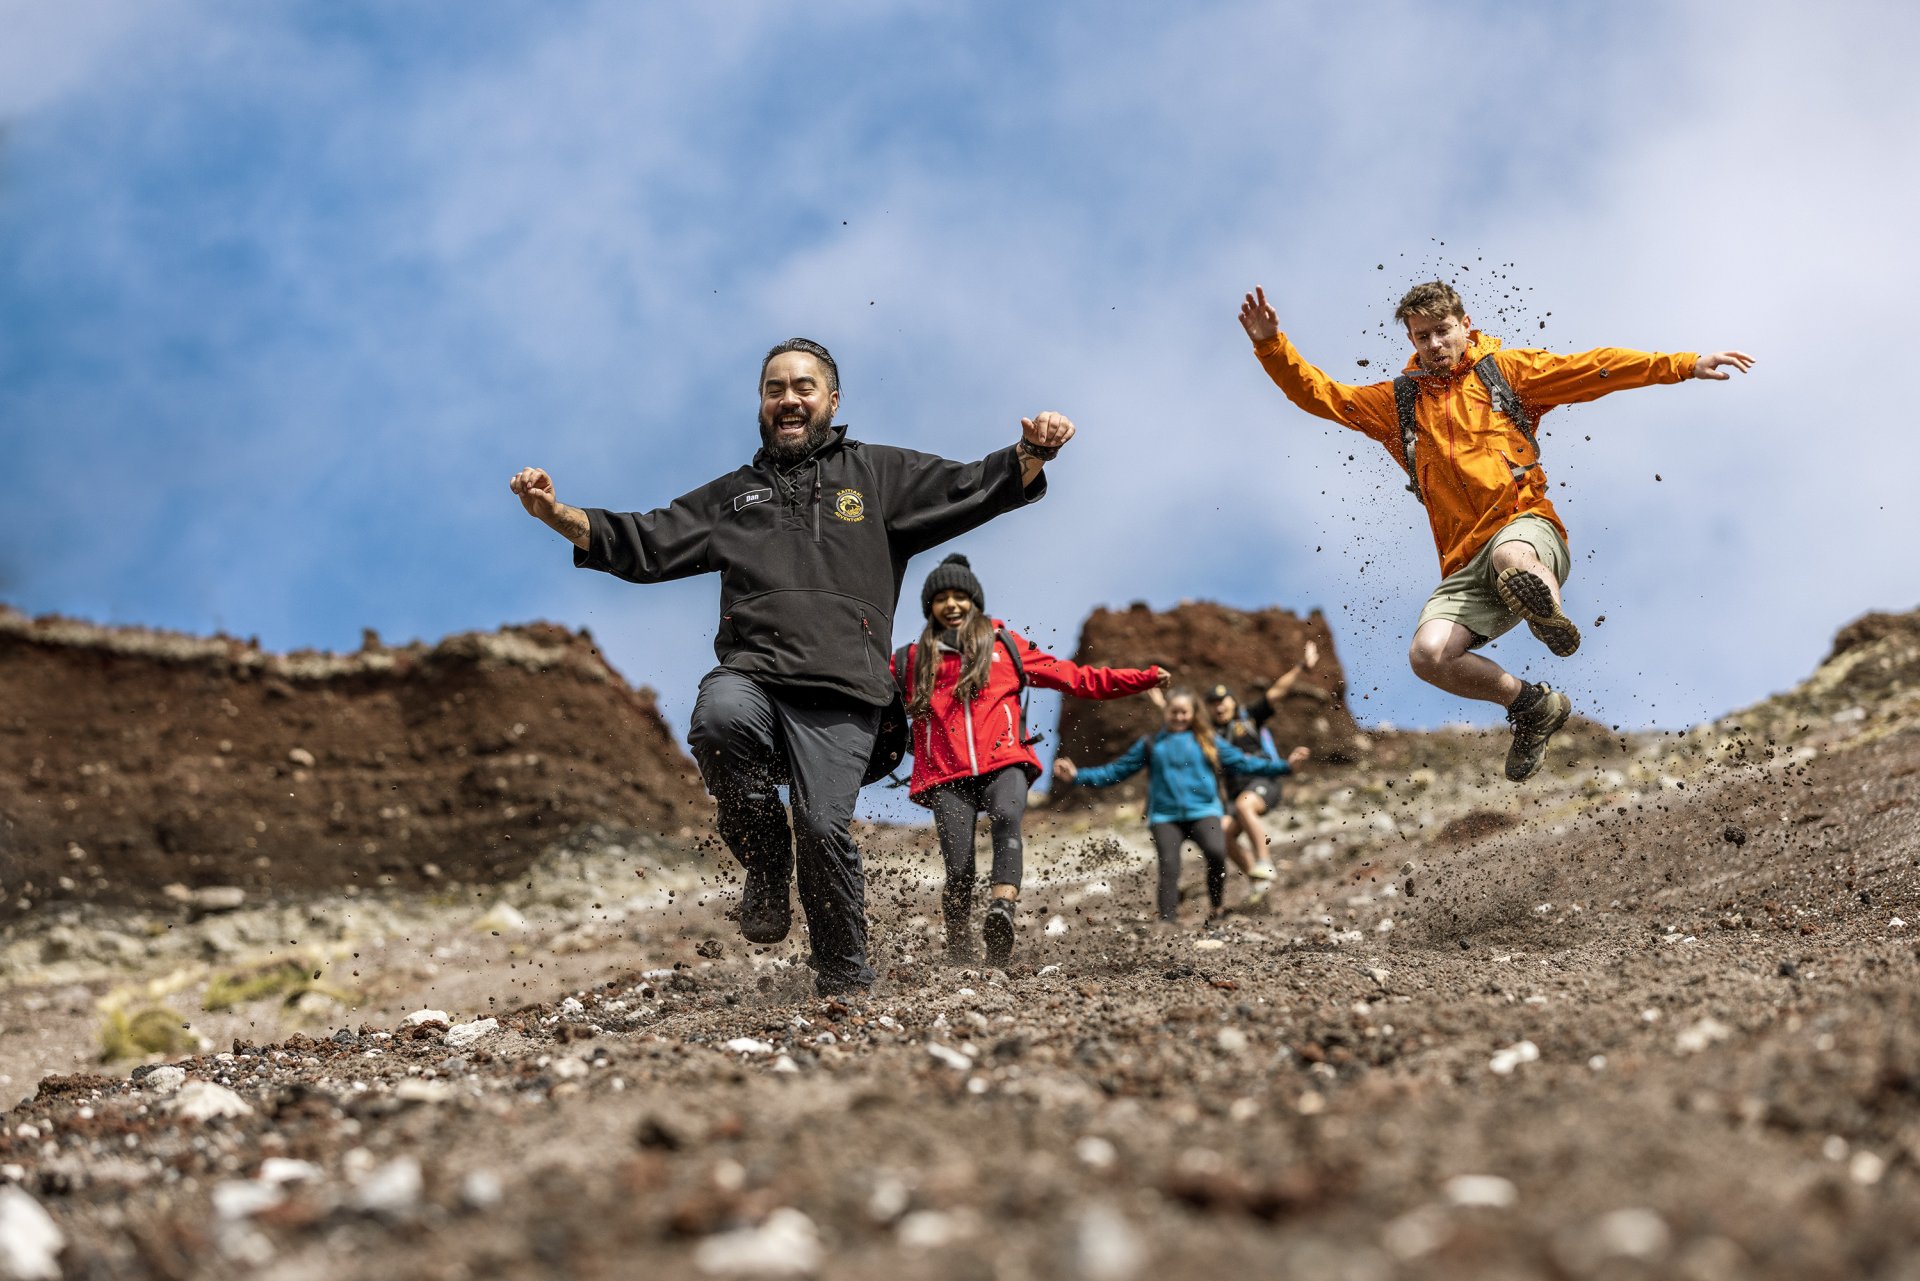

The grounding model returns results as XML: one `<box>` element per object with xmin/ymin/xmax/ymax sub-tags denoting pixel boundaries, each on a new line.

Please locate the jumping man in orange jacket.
<box><xmin>1238</xmin><ymin>280</ymin><xmax>1752</xmax><ymax>781</ymax></box>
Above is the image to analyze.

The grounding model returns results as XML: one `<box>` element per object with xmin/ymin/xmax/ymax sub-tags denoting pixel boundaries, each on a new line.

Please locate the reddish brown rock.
<box><xmin>0</xmin><ymin>608</ymin><xmax>704</xmax><ymax>914</ymax></box>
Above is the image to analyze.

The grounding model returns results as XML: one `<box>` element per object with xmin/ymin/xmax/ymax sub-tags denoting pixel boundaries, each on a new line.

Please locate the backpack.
<box><xmin>892</xmin><ymin>628</ymin><xmax>1042</xmax><ymax>750</ymax></box>
<box><xmin>1391</xmin><ymin>354</ymin><xmax>1538</xmax><ymax>504</ymax></box>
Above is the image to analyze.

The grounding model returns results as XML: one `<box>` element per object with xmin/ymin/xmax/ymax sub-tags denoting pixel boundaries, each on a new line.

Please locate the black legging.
<box><xmin>925</xmin><ymin>766</ymin><xmax>1029</xmax><ymax>935</ymax></box>
<box><xmin>1150</xmin><ymin>817</ymin><xmax>1227</xmax><ymax>921</ymax></box>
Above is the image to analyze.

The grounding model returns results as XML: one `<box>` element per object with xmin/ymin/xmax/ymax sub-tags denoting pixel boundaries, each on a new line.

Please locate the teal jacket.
<box><xmin>1074</xmin><ymin>729</ymin><xmax>1289</xmax><ymax>824</ymax></box>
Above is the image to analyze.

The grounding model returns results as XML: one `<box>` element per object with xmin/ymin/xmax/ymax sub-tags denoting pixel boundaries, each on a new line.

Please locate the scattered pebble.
<box><xmin>0</xmin><ymin>1186</ymin><xmax>65</xmax><ymax>1281</ymax></box>
<box><xmin>444</xmin><ymin>1018</ymin><xmax>500</xmax><ymax>1050</ymax></box>
<box><xmin>724</xmin><ymin>1038</ymin><xmax>775</xmax><ymax>1056</ymax></box>
<box><xmin>141</xmin><ymin>1065</ymin><xmax>187</xmax><ymax>1093</ymax></box>
<box><xmin>1488</xmin><ymin>1041</ymin><xmax>1539</xmax><ymax>1075</ymax></box>
<box><xmin>401</xmin><ymin>1009</ymin><xmax>450</xmax><ymax>1028</ymax></box>
<box><xmin>1444</xmin><ymin>1174</ymin><xmax>1518</xmax><ymax>1208</ymax></box>
<box><xmin>168</xmin><ymin>1081</ymin><xmax>253</xmax><ymax>1122</ymax></box>
<box><xmin>461</xmin><ymin>1169</ymin><xmax>505</xmax><ymax>1210</ymax></box>
<box><xmin>473</xmin><ymin>903</ymin><xmax>528</xmax><ymax>934</ymax></box>
<box><xmin>1676</xmin><ymin>1017</ymin><xmax>1733</xmax><ymax>1054</ymax></box>
<box><xmin>350</xmin><ymin>1157</ymin><xmax>423</xmax><ymax>1218</ymax></box>
<box><xmin>1075</xmin><ymin>1136</ymin><xmax>1118</xmax><ymax>1171</ymax></box>
<box><xmin>926</xmin><ymin>1042</ymin><xmax>972</xmax><ymax>1072</ymax></box>
<box><xmin>1074</xmin><ymin>1203</ymin><xmax>1146</xmax><ymax>1281</ymax></box>
<box><xmin>693</xmin><ymin>1207</ymin><xmax>822</xmax><ymax>1277</ymax></box>
<box><xmin>1045</xmin><ymin>916</ymin><xmax>1069</xmax><ymax>937</ymax></box>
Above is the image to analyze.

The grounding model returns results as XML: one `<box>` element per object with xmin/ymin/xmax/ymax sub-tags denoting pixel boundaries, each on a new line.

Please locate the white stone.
<box><xmin>558</xmin><ymin>997</ymin><xmax>586</xmax><ymax>1017</ymax></box>
<box><xmin>394</xmin><ymin>1079</ymin><xmax>454</xmax><ymax>1103</ymax></box>
<box><xmin>1215</xmin><ymin>1027</ymin><xmax>1249</xmax><ymax>1054</ymax></box>
<box><xmin>694</xmin><ymin>1207</ymin><xmax>822</xmax><ymax>1277</ymax></box>
<box><xmin>1444</xmin><ymin>1174</ymin><xmax>1518</xmax><ymax>1208</ymax></box>
<box><xmin>1381</xmin><ymin>1206</ymin><xmax>1451</xmax><ymax>1261</ymax></box>
<box><xmin>1488</xmin><ymin>1041</ymin><xmax>1540</xmax><ymax>1075</ymax></box>
<box><xmin>1589</xmin><ymin>1207</ymin><xmax>1671</xmax><ymax>1259</ymax></box>
<box><xmin>350</xmin><ymin>1157</ymin><xmax>422</xmax><ymax>1218</ymax></box>
<box><xmin>444</xmin><ymin>1018</ymin><xmax>500</xmax><ymax>1050</ymax></box>
<box><xmin>1074</xmin><ymin>1203</ymin><xmax>1146</xmax><ymax>1281</ymax></box>
<box><xmin>897</xmin><ymin>1209</ymin><xmax>969</xmax><ymax>1249</ymax></box>
<box><xmin>1676</xmin><ymin>1017</ymin><xmax>1733</xmax><ymax>1054</ymax></box>
<box><xmin>549</xmin><ymin>1057</ymin><xmax>590</xmax><ymax>1080</ymax></box>
<box><xmin>1192</xmin><ymin>938</ymin><xmax>1226</xmax><ymax>952</ymax></box>
<box><xmin>213</xmin><ymin>1180</ymin><xmax>286</xmax><ymax>1220</ymax></box>
<box><xmin>401</xmin><ymin>1009</ymin><xmax>450</xmax><ymax>1028</ymax></box>
<box><xmin>1044</xmin><ymin>915</ymin><xmax>1069</xmax><ymax>937</ymax></box>
<box><xmin>724</xmin><ymin>1038</ymin><xmax>775</xmax><ymax>1056</ymax></box>
<box><xmin>288</xmin><ymin>747</ymin><xmax>317</xmax><ymax>768</ymax></box>
<box><xmin>258</xmin><ymin>1158</ymin><xmax>322</xmax><ymax>1185</ymax></box>
<box><xmin>1036</xmin><ymin>964</ymin><xmax>1061</xmax><ymax>977</ymax></box>
<box><xmin>0</xmin><ymin>1186</ymin><xmax>64</xmax><ymax>1281</ymax></box>
<box><xmin>472</xmin><ymin>903</ymin><xmax>528</xmax><ymax>934</ymax></box>
<box><xmin>1890</xmin><ymin>917</ymin><xmax>1906</xmax><ymax>930</ymax></box>
<box><xmin>1074</xmin><ymin>1136</ymin><xmax>1117</xmax><ymax>1171</ymax></box>
<box><xmin>866</xmin><ymin>1175</ymin><xmax>910</xmax><ymax>1224</ymax></box>
<box><xmin>169</xmin><ymin>1081</ymin><xmax>252</xmax><ymax>1121</ymax></box>
<box><xmin>926</xmin><ymin>1041</ymin><xmax>973</xmax><ymax>1072</ymax></box>
<box><xmin>1849</xmin><ymin>1150</ymin><xmax>1887</xmax><ymax>1186</ymax></box>
<box><xmin>770</xmin><ymin>1054</ymin><xmax>799</xmax><ymax>1074</ymax></box>
<box><xmin>141</xmin><ymin>1065</ymin><xmax>187</xmax><ymax>1093</ymax></box>
<box><xmin>461</xmin><ymin>1169</ymin><xmax>504</xmax><ymax>1210</ymax></box>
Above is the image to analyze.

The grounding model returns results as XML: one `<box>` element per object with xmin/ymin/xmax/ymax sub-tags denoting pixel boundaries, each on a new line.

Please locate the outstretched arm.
<box><xmin>1239</xmin><ymin>285</ymin><xmax>1397</xmax><ymax>445</ymax></box>
<box><xmin>510</xmin><ymin>468</ymin><xmax>591</xmax><ymax>550</ymax></box>
<box><xmin>1262</xmin><ymin>639</ymin><xmax>1320</xmax><ymax>705</ymax></box>
<box><xmin>1017</xmin><ymin>630</ymin><xmax>1168</xmax><ymax>700</ymax></box>
<box><xmin>1062</xmin><ymin>736</ymin><xmax>1151</xmax><ymax>789</ymax></box>
<box><xmin>1500</xmin><ymin>346</ymin><xmax>1753</xmax><ymax>408</ymax></box>
<box><xmin>877</xmin><ymin>417</ymin><xmax>1071</xmax><ymax>558</ymax></box>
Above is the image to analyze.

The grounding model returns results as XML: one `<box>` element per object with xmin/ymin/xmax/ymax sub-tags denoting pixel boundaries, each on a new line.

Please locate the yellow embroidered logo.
<box><xmin>832</xmin><ymin>489</ymin><xmax>866</xmax><ymax>523</ymax></box>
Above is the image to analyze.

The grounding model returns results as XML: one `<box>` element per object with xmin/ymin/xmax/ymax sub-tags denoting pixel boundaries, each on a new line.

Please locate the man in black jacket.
<box><xmin>510</xmin><ymin>338</ymin><xmax>1072</xmax><ymax>994</ymax></box>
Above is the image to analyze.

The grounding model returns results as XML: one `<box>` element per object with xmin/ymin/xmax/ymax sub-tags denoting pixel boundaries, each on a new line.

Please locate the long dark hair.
<box><xmin>908</xmin><ymin>610</ymin><xmax>993</xmax><ymax>716</ymax></box>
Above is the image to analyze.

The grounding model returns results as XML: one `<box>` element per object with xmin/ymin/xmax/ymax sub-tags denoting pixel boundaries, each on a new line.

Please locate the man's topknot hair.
<box><xmin>761</xmin><ymin>338</ymin><xmax>839</xmax><ymax>393</ymax></box>
<box><xmin>1393</xmin><ymin>281</ymin><xmax>1468</xmax><ymax>326</ymax></box>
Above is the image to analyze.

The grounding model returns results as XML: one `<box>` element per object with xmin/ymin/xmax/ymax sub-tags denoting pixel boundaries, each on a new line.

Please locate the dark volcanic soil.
<box><xmin>1</xmin><ymin>609</ymin><xmax>1917</xmax><ymax>1280</ymax></box>
<box><xmin>0</xmin><ymin>610</ymin><xmax>705</xmax><ymax>918</ymax></box>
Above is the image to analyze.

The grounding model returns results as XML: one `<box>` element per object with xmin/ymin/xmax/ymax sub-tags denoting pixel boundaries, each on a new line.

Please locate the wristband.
<box><xmin>1017</xmin><ymin>438</ymin><xmax>1061</xmax><ymax>462</ymax></box>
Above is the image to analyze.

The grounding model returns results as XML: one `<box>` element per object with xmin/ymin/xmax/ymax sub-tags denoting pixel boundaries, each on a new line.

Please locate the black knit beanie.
<box><xmin>921</xmin><ymin>554</ymin><xmax>985</xmax><ymax>618</ymax></box>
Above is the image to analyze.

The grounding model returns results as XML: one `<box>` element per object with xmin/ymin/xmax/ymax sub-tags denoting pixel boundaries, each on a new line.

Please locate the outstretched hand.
<box><xmin>1153</xmin><ymin>666</ymin><xmax>1173</xmax><ymax>689</ymax></box>
<box><xmin>510</xmin><ymin>467</ymin><xmax>560</xmax><ymax>520</ymax></box>
<box><xmin>1287</xmin><ymin>745</ymin><xmax>1311</xmax><ymax>768</ymax></box>
<box><xmin>1238</xmin><ymin>286</ymin><xmax>1279</xmax><ymax>343</ymax></box>
<box><xmin>1053</xmin><ymin>757</ymin><xmax>1079</xmax><ymax>784</ymax></box>
<box><xmin>1693</xmin><ymin>350</ymin><xmax>1755</xmax><ymax>380</ymax></box>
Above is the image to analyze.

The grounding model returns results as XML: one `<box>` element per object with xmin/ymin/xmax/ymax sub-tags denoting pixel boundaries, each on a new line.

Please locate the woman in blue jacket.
<box><xmin>1054</xmin><ymin>689</ymin><xmax>1294</xmax><ymax>923</ymax></box>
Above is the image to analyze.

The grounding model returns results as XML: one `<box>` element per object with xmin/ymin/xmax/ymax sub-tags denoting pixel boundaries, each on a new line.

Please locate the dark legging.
<box><xmin>925</xmin><ymin>766</ymin><xmax>1029</xmax><ymax>935</ymax></box>
<box><xmin>1150</xmin><ymin>817</ymin><xmax>1227</xmax><ymax>921</ymax></box>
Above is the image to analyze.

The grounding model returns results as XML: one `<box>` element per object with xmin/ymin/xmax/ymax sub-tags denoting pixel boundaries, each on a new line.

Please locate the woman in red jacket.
<box><xmin>895</xmin><ymin>554</ymin><xmax>1168</xmax><ymax>965</ymax></box>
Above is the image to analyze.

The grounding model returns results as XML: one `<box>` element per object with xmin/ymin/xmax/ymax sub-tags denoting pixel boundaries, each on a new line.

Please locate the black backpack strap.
<box><xmin>1392</xmin><ymin>374</ymin><xmax>1423</xmax><ymax>503</ymax></box>
<box><xmin>892</xmin><ymin>642</ymin><xmax>914</xmax><ymax>698</ymax></box>
<box><xmin>995</xmin><ymin>628</ymin><xmax>1043</xmax><ymax>746</ymax></box>
<box><xmin>1473</xmin><ymin>354</ymin><xmax>1539</xmax><ymax>480</ymax></box>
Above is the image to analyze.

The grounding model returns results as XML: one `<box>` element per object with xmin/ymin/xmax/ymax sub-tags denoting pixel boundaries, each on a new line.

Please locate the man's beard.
<box><xmin>757</xmin><ymin>404</ymin><xmax>836</xmax><ymax>464</ymax></box>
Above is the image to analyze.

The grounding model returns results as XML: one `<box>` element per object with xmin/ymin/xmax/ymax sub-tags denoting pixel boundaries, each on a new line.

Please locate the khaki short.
<box><xmin>1415</xmin><ymin>515</ymin><xmax>1571</xmax><ymax>648</ymax></box>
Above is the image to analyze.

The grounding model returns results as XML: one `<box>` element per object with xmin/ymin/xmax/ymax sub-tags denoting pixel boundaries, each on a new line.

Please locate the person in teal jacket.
<box><xmin>1054</xmin><ymin>689</ymin><xmax>1294</xmax><ymax>923</ymax></box>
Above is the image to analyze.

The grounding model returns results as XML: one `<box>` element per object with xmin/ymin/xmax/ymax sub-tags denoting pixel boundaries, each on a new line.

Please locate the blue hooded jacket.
<box><xmin>1073</xmin><ymin>729</ymin><xmax>1290</xmax><ymax>824</ymax></box>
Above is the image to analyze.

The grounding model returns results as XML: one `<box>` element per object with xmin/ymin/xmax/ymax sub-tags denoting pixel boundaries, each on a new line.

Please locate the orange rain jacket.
<box><xmin>1253</xmin><ymin>330</ymin><xmax>1697</xmax><ymax>578</ymax></box>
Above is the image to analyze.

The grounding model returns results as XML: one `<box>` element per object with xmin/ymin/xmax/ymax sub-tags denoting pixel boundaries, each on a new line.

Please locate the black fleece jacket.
<box><xmin>574</xmin><ymin>426</ymin><xmax>1044</xmax><ymax>707</ymax></box>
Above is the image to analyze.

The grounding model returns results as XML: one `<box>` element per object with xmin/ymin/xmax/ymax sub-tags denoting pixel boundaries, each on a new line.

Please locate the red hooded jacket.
<box><xmin>893</xmin><ymin>620</ymin><xmax>1160</xmax><ymax>801</ymax></box>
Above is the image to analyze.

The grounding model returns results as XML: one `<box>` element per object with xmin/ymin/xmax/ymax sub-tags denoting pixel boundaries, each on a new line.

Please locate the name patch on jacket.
<box><xmin>831</xmin><ymin>489</ymin><xmax>866</xmax><ymax>523</ymax></box>
<box><xmin>733</xmin><ymin>488</ymin><xmax>773</xmax><ymax>512</ymax></box>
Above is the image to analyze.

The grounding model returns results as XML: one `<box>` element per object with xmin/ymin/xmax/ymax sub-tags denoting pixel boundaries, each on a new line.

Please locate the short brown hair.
<box><xmin>1394</xmin><ymin>281</ymin><xmax>1466</xmax><ymax>326</ymax></box>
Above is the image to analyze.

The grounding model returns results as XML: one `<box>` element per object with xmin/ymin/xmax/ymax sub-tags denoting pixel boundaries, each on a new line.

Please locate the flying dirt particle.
<box><xmin>1655</xmin><ymin>474</ymin><xmax>1663</xmax><ymax>482</ymax></box>
<box><xmin>1594</xmin><ymin>615</ymin><xmax>1606</xmax><ymax>626</ymax></box>
<box><xmin>1356</xmin><ymin>359</ymin><xmax>1371</xmax><ymax>367</ymax></box>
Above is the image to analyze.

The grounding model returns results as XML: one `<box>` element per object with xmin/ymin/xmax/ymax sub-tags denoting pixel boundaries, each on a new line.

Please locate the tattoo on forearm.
<box><xmin>551</xmin><ymin>504</ymin><xmax>590</xmax><ymax>549</ymax></box>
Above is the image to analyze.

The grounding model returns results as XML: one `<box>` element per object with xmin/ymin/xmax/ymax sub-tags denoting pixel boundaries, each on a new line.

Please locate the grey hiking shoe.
<box><xmin>982</xmin><ymin>898</ymin><xmax>1016</xmax><ymax>967</ymax></box>
<box><xmin>1496</xmin><ymin>566</ymin><xmax>1581</xmax><ymax>657</ymax></box>
<box><xmin>737</xmin><ymin>864</ymin><xmax>792</xmax><ymax>944</ymax></box>
<box><xmin>1505</xmin><ymin>684</ymin><xmax>1572</xmax><ymax>782</ymax></box>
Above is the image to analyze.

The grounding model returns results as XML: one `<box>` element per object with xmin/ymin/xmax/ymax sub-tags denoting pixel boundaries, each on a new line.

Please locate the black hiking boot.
<box><xmin>1505</xmin><ymin>683</ymin><xmax>1572</xmax><ymax>782</ymax></box>
<box><xmin>982</xmin><ymin>898</ymin><xmax>1016</xmax><ymax>967</ymax></box>
<box><xmin>1495</xmin><ymin>566</ymin><xmax>1581</xmax><ymax>657</ymax></box>
<box><xmin>737</xmin><ymin>862</ymin><xmax>792</xmax><ymax>944</ymax></box>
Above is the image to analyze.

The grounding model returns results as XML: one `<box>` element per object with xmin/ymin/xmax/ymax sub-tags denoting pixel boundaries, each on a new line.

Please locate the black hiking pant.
<box><xmin>687</xmin><ymin>667</ymin><xmax>881</xmax><ymax>989</ymax></box>
<box><xmin>923</xmin><ymin>765</ymin><xmax>1029</xmax><ymax>941</ymax></box>
<box><xmin>1149</xmin><ymin>817</ymin><xmax>1228</xmax><ymax>922</ymax></box>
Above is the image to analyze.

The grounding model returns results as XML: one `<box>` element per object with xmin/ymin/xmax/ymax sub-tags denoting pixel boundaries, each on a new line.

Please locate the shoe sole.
<box><xmin>982</xmin><ymin>909</ymin><xmax>1015</xmax><ymax>967</ymax></box>
<box><xmin>1496</xmin><ymin>567</ymin><xmax>1581</xmax><ymax>657</ymax></box>
<box><xmin>1505</xmin><ymin>692</ymin><xmax>1572</xmax><ymax>782</ymax></box>
<box><xmin>740</xmin><ymin>916</ymin><xmax>791</xmax><ymax>945</ymax></box>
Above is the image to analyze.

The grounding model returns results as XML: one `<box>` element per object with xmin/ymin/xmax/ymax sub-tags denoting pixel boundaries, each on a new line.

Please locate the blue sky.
<box><xmin>6</xmin><ymin>1</ymin><xmax>1918</xmax><ymax>815</ymax></box>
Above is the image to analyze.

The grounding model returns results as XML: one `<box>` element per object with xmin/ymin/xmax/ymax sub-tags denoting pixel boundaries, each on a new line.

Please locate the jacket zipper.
<box><xmin>963</xmin><ymin>695</ymin><xmax>979</xmax><ymax>775</ymax></box>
